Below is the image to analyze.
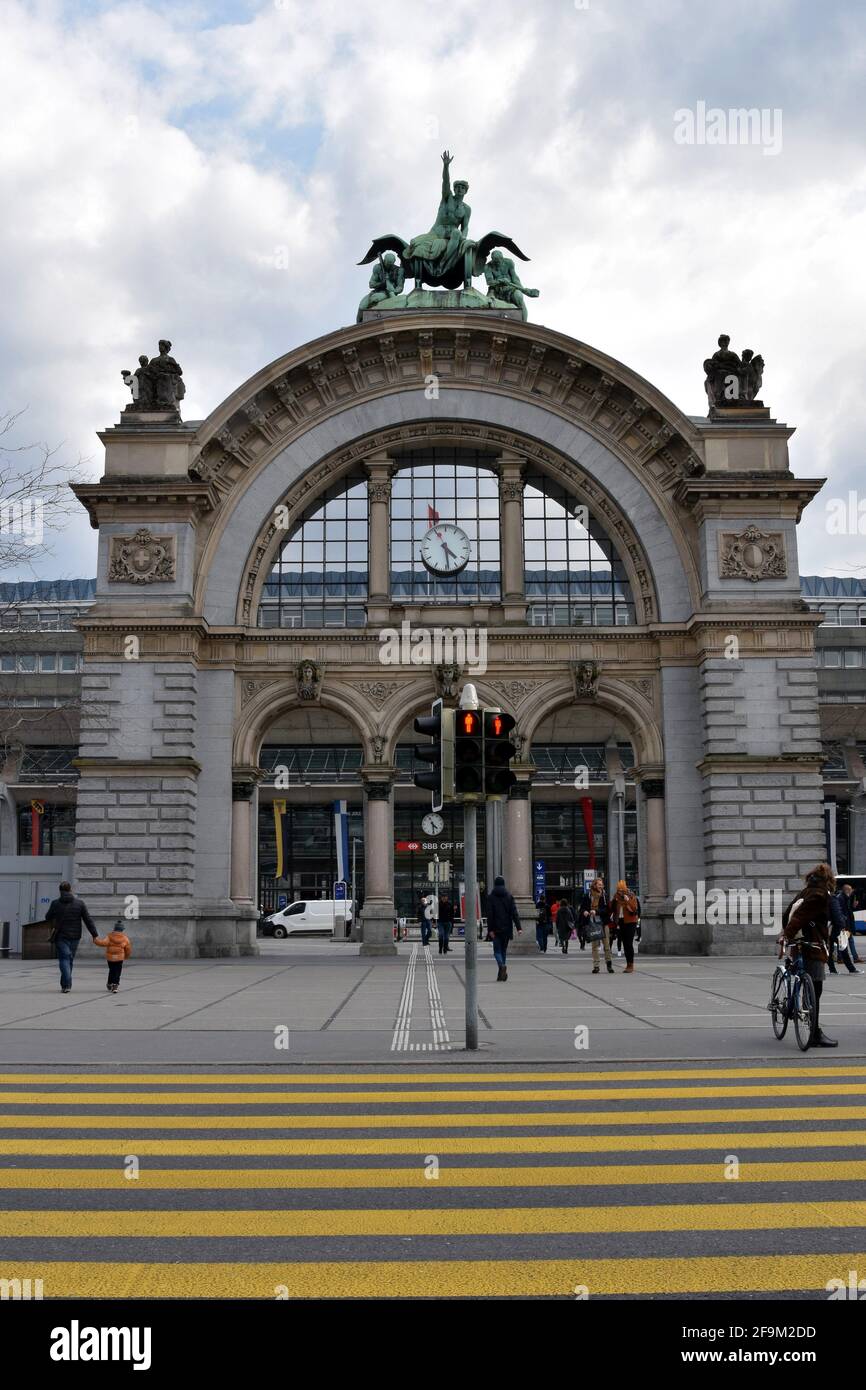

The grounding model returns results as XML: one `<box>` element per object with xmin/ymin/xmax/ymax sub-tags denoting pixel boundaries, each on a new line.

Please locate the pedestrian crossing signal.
<box><xmin>454</xmin><ymin>708</ymin><xmax>483</xmax><ymax>796</ymax></box>
<box><xmin>413</xmin><ymin>698</ymin><xmax>454</xmax><ymax>810</ymax></box>
<box><xmin>483</xmin><ymin>709</ymin><xmax>517</xmax><ymax>798</ymax></box>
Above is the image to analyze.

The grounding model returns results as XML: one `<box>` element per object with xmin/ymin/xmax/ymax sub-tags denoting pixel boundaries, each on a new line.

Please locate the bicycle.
<box><xmin>768</xmin><ymin>947</ymin><xmax>817</xmax><ymax>1051</ymax></box>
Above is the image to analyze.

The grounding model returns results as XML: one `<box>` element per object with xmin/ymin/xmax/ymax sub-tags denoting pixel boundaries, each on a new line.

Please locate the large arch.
<box><xmin>199</xmin><ymin>399</ymin><xmax>697</xmax><ymax>627</ymax></box>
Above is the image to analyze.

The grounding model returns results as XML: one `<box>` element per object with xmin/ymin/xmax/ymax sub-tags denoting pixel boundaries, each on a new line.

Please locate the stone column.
<box><xmin>365</xmin><ymin>452</ymin><xmax>393</xmax><ymax>626</ymax></box>
<box><xmin>505</xmin><ymin>781</ymin><xmax>536</xmax><ymax>952</ymax></box>
<box><xmin>641</xmin><ymin>777</ymin><xmax>668</xmax><ymax>899</ymax></box>
<box><xmin>497</xmin><ymin>451</ymin><xmax>527</xmax><ymax>623</ymax></box>
<box><xmin>485</xmin><ymin>799</ymin><xmax>504</xmax><ymax>885</ymax></box>
<box><xmin>360</xmin><ymin>777</ymin><xmax>397</xmax><ymax>956</ymax></box>
<box><xmin>230</xmin><ymin>776</ymin><xmax>256</xmax><ymax>903</ymax></box>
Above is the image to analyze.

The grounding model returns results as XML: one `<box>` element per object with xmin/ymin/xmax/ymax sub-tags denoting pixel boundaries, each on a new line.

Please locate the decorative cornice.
<box><xmin>697</xmin><ymin>754</ymin><xmax>823</xmax><ymax>775</ymax></box>
<box><xmin>73</xmin><ymin>756</ymin><xmax>201</xmax><ymax>775</ymax></box>
<box><xmin>674</xmin><ymin>475</ymin><xmax>825</xmax><ymax>524</ymax></box>
<box><xmin>73</xmin><ymin>480</ymin><xmax>219</xmax><ymax>530</ymax></box>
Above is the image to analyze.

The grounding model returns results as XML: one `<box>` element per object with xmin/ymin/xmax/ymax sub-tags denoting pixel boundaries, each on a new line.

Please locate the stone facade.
<box><xmin>70</xmin><ymin>315</ymin><xmax>826</xmax><ymax>956</ymax></box>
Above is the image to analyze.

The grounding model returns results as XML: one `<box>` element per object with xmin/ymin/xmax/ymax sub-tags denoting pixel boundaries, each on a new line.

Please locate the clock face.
<box><xmin>422</xmin><ymin>812</ymin><xmax>444</xmax><ymax>836</ymax></box>
<box><xmin>420</xmin><ymin>522</ymin><xmax>471</xmax><ymax>576</ymax></box>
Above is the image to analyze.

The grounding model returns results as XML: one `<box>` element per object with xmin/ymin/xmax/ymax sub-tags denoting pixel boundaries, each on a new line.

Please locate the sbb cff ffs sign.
<box><xmin>413</xmin><ymin>702</ymin><xmax>517</xmax><ymax>806</ymax></box>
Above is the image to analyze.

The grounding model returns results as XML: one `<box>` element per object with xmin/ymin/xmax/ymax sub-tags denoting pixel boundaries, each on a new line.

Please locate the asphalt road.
<box><xmin>0</xmin><ymin>1061</ymin><xmax>865</xmax><ymax>1299</ymax></box>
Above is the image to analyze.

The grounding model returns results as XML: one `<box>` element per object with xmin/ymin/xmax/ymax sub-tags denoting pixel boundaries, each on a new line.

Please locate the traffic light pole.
<box><xmin>464</xmin><ymin>800</ymin><xmax>478</xmax><ymax>1050</ymax></box>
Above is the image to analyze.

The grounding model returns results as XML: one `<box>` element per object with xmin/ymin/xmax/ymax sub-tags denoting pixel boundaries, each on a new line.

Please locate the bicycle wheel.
<box><xmin>768</xmin><ymin>966</ymin><xmax>788</xmax><ymax>1039</ymax></box>
<box><xmin>794</xmin><ymin>972</ymin><xmax>817</xmax><ymax>1051</ymax></box>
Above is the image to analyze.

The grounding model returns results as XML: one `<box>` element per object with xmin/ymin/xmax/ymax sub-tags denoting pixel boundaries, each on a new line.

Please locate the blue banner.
<box><xmin>533</xmin><ymin>858</ymin><xmax>546</xmax><ymax>900</ymax></box>
<box><xmin>333</xmin><ymin>799</ymin><xmax>350</xmax><ymax>884</ymax></box>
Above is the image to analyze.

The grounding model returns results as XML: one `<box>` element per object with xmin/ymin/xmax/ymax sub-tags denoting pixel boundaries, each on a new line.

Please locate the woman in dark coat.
<box><xmin>555</xmin><ymin>898</ymin><xmax>575</xmax><ymax>954</ymax></box>
<box><xmin>781</xmin><ymin>862</ymin><xmax>838</xmax><ymax>1047</ymax></box>
<box><xmin>437</xmin><ymin>895</ymin><xmax>454</xmax><ymax>954</ymax></box>
<box><xmin>535</xmin><ymin>898</ymin><xmax>552</xmax><ymax>953</ymax></box>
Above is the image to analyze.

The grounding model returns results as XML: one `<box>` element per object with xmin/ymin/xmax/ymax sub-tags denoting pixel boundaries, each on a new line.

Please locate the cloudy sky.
<box><xmin>2</xmin><ymin>0</ymin><xmax>865</xmax><ymax>583</ymax></box>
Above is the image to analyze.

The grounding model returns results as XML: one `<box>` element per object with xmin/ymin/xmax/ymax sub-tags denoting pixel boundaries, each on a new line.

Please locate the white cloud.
<box><xmin>1</xmin><ymin>0</ymin><xmax>865</xmax><ymax>581</ymax></box>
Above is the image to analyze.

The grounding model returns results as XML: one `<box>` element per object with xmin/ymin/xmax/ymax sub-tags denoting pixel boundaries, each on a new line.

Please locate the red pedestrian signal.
<box><xmin>483</xmin><ymin>709</ymin><xmax>517</xmax><ymax>797</ymax></box>
<box><xmin>454</xmin><ymin>708</ymin><xmax>483</xmax><ymax>795</ymax></box>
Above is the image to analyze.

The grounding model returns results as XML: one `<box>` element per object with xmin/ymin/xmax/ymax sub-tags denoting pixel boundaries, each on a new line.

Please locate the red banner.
<box><xmin>579</xmin><ymin>797</ymin><xmax>595</xmax><ymax>870</ymax></box>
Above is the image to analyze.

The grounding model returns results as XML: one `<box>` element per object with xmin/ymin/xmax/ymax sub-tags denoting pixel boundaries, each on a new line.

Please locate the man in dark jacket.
<box><xmin>45</xmin><ymin>882</ymin><xmax>97</xmax><ymax>993</ymax></box>
<box><xmin>837</xmin><ymin>883</ymin><xmax>862</xmax><ymax>963</ymax></box>
<box><xmin>828</xmin><ymin>889</ymin><xmax>862</xmax><ymax>975</ymax></box>
<box><xmin>486</xmin><ymin>876</ymin><xmax>522</xmax><ymax>981</ymax></box>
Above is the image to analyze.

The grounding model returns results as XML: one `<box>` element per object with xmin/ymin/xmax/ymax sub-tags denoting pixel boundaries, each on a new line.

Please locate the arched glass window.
<box><xmin>390</xmin><ymin>448</ymin><xmax>501</xmax><ymax>603</ymax></box>
<box><xmin>524</xmin><ymin>474</ymin><xmax>636</xmax><ymax>626</ymax></box>
<box><xmin>258</xmin><ymin>474</ymin><xmax>368</xmax><ymax>628</ymax></box>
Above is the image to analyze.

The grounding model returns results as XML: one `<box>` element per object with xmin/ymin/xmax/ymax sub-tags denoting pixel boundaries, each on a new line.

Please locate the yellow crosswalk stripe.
<box><xmin>0</xmin><ymin>1066</ymin><xmax>863</xmax><ymax>1086</ymax></box>
<box><xmin>0</xmin><ymin>1159</ymin><xmax>860</xmax><ymax>1184</ymax></box>
<box><xmin>0</xmin><ymin>1127</ymin><xmax>864</xmax><ymax>1170</ymax></box>
<box><xmin>2</xmin><ymin>1255</ymin><xmax>863</xmax><ymax>1297</ymax></box>
<box><xmin>2</xmin><ymin>1201</ymin><xmax>863</xmax><ymax>1238</ymax></box>
<box><xmin>2</xmin><ymin>1082</ymin><xmax>866</xmax><ymax>1105</ymax></box>
<box><xmin>2</xmin><ymin>1105</ymin><xmax>865</xmax><ymax>1144</ymax></box>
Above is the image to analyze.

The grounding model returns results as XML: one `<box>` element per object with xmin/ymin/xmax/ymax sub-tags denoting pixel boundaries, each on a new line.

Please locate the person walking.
<box><xmin>93</xmin><ymin>919</ymin><xmax>132</xmax><ymax>993</ymax></box>
<box><xmin>835</xmin><ymin>883</ymin><xmax>863</xmax><ymax>970</ymax></box>
<box><xmin>418</xmin><ymin>892</ymin><xmax>434</xmax><ymax>947</ymax></box>
<box><xmin>579</xmin><ymin>876</ymin><xmax>613</xmax><ymax>975</ymax></box>
<box><xmin>45</xmin><ymin>881</ymin><xmax>98</xmax><ymax>993</ymax></box>
<box><xmin>839</xmin><ymin>883</ymin><xmax>861</xmax><ymax>962</ymax></box>
<box><xmin>437</xmin><ymin>894</ymin><xmax>453</xmax><ymax>954</ymax></box>
<box><xmin>781</xmin><ymin>862</ymin><xmax>838</xmax><ymax>1047</ymax></box>
<box><xmin>486</xmin><ymin>875</ymin><xmax>522</xmax><ymax>981</ymax></box>
<box><xmin>828</xmin><ymin>889</ymin><xmax>862</xmax><ymax>974</ymax></box>
<box><xmin>611</xmin><ymin>880</ymin><xmax>641</xmax><ymax>973</ymax></box>
<box><xmin>555</xmin><ymin>898</ymin><xmax>575</xmax><ymax>954</ymax></box>
<box><xmin>535</xmin><ymin>897</ymin><xmax>552</xmax><ymax>953</ymax></box>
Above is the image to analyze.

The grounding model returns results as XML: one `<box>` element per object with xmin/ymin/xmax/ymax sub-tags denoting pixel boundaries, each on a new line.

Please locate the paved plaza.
<box><xmin>2</xmin><ymin>943</ymin><xmax>864</xmax><ymax>1063</ymax></box>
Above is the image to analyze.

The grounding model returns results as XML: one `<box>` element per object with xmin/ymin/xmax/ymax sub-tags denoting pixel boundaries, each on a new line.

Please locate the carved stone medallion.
<box><xmin>108</xmin><ymin>529</ymin><xmax>176</xmax><ymax>585</ymax></box>
<box><xmin>719</xmin><ymin>527</ymin><xmax>787</xmax><ymax>582</ymax></box>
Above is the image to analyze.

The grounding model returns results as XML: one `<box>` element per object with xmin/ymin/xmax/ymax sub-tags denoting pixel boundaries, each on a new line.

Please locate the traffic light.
<box><xmin>483</xmin><ymin>708</ymin><xmax>517</xmax><ymax>798</ymax></box>
<box><xmin>454</xmin><ymin>707</ymin><xmax>483</xmax><ymax>797</ymax></box>
<box><xmin>413</xmin><ymin>697</ymin><xmax>454</xmax><ymax>811</ymax></box>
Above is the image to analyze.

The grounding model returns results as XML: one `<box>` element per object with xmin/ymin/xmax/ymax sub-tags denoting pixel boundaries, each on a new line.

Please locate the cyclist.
<box><xmin>781</xmin><ymin>862</ymin><xmax>838</xmax><ymax>1048</ymax></box>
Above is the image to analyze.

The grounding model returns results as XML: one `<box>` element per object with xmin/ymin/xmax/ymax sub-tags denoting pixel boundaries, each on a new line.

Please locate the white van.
<box><xmin>263</xmin><ymin>899</ymin><xmax>353</xmax><ymax>938</ymax></box>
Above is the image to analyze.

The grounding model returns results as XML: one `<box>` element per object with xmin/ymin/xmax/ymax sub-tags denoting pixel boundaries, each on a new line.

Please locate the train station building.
<box><xmin>3</xmin><ymin>311</ymin><xmax>859</xmax><ymax>957</ymax></box>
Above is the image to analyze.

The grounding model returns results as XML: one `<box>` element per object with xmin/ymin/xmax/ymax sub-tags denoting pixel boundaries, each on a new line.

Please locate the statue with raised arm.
<box><xmin>358</xmin><ymin>150</ymin><xmax>533</xmax><ymax>297</ymax></box>
<box><xmin>483</xmin><ymin>250</ymin><xmax>540</xmax><ymax>321</ymax></box>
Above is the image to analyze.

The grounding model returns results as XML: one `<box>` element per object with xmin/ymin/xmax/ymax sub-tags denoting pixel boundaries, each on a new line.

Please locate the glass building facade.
<box><xmin>258</xmin><ymin>474</ymin><xmax>368</xmax><ymax>628</ymax></box>
<box><xmin>390</xmin><ymin>450</ymin><xmax>501</xmax><ymax>604</ymax></box>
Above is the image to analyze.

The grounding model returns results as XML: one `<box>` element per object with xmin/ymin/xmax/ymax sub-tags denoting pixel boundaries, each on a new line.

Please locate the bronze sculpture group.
<box><xmin>357</xmin><ymin>151</ymin><xmax>539</xmax><ymax>320</ymax></box>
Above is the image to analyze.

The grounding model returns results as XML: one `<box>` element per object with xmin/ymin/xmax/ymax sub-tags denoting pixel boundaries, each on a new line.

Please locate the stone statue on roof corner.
<box><xmin>703</xmin><ymin>334</ymin><xmax>765</xmax><ymax>413</ymax></box>
<box><xmin>121</xmin><ymin>339</ymin><xmax>185</xmax><ymax>418</ymax></box>
<box><xmin>357</xmin><ymin>150</ymin><xmax>538</xmax><ymax>319</ymax></box>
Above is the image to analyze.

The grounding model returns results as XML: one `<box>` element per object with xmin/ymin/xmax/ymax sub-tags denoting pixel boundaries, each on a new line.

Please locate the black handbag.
<box><xmin>585</xmin><ymin>913</ymin><xmax>604</xmax><ymax>943</ymax></box>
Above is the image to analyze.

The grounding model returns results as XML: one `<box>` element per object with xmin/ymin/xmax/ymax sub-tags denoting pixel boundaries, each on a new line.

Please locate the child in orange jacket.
<box><xmin>93</xmin><ymin>920</ymin><xmax>132</xmax><ymax>993</ymax></box>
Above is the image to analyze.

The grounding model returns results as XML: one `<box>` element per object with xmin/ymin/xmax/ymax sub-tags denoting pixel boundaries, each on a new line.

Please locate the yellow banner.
<box><xmin>273</xmin><ymin>800</ymin><xmax>286</xmax><ymax>879</ymax></box>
